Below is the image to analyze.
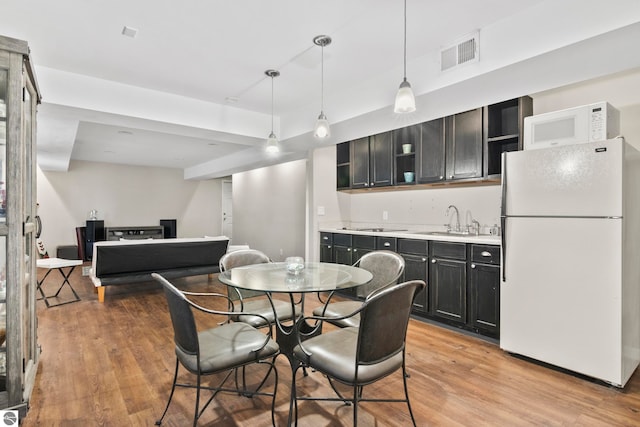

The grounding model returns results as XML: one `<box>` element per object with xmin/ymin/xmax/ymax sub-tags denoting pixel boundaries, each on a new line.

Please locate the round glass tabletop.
<box><xmin>218</xmin><ymin>262</ymin><xmax>373</xmax><ymax>294</ymax></box>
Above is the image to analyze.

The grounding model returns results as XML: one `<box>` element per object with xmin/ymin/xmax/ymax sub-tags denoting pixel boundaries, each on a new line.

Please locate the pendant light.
<box><xmin>313</xmin><ymin>35</ymin><xmax>332</xmax><ymax>139</ymax></box>
<box><xmin>394</xmin><ymin>0</ymin><xmax>416</xmax><ymax>113</ymax></box>
<box><xmin>265</xmin><ymin>69</ymin><xmax>280</xmax><ymax>153</ymax></box>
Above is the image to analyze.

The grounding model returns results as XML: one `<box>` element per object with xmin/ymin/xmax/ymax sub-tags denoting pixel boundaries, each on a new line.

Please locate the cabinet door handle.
<box><xmin>439</xmin><ymin>176</ymin><xmax>444</xmax><ymax>180</ymax></box>
<box><xmin>323</xmin><ymin>236</ymin><xmax>329</xmax><ymax>241</ymax></box>
<box><xmin>364</xmin><ymin>183</ymin><xmax>369</xmax><ymax>187</ymax></box>
<box><xmin>481</xmin><ymin>251</ymin><xmax>491</xmax><ymax>257</ymax></box>
<box><xmin>384</xmin><ymin>242</ymin><xmax>390</xmax><ymax>247</ymax></box>
<box><xmin>370</xmin><ymin>182</ymin><xmax>375</xmax><ymax>186</ymax></box>
<box><xmin>431</xmin><ymin>259</ymin><xmax>436</xmax><ymax>264</ymax></box>
<box><xmin>471</xmin><ymin>263</ymin><xmax>476</xmax><ymax>269</ymax></box>
<box><xmin>422</xmin><ymin>257</ymin><xmax>427</xmax><ymax>262</ymax></box>
<box><xmin>347</xmin><ymin>248</ymin><xmax>351</xmax><ymax>252</ymax></box>
<box><xmin>328</xmin><ymin>245</ymin><xmax>331</xmax><ymax>249</ymax></box>
<box><xmin>353</xmin><ymin>249</ymin><xmax>358</xmax><ymax>253</ymax></box>
<box><xmin>450</xmin><ymin>175</ymin><xmax>454</xmax><ymax>179</ymax></box>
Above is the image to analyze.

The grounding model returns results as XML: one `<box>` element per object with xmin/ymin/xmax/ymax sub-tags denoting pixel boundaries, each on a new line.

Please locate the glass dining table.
<box><xmin>218</xmin><ymin>261</ymin><xmax>372</xmax><ymax>425</ymax></box>
<box><xmin>218</xmin><ymin>261</ymin><xmax>373</xmax><ymax>363</ymax></box>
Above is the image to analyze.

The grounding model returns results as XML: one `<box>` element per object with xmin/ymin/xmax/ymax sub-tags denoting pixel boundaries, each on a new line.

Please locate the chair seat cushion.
<box><xmin>293</xmin><ymin>327</ymin><xmax>402</xmax><ymax>384</ymax></box>
<box><xmin>234</xmin><ymin>298</ymin><xmax>300</xmax><ymax>328</ymax></box>
<box><xmin>176</xmin><ymin>322</ymin><xmax>279</xmax><ymax>374</ymax></box>
<box><xmin>312</xmin><ymin>300</ymin><xmax>362</xmax><ymax>328</ymax></box>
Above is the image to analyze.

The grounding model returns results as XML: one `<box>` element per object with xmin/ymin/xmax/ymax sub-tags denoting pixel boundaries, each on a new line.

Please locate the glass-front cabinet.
<box><xmin>0</xmin><ymin>35</ymin><xmax>41</xmax><ymax>418</ymax></box>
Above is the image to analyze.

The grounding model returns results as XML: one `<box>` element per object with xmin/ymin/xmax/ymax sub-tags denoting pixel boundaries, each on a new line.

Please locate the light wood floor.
<box><xmin>23</xmin><ymin>266</ymin><xmax>640</xmax><ymax>426</ymax></box>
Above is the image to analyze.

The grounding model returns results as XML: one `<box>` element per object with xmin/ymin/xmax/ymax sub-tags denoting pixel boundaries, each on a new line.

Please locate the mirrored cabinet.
<box><xmin>0</xmin><ymin>35</ymin><xmax>41</xmax><ymax>418</ymax></box>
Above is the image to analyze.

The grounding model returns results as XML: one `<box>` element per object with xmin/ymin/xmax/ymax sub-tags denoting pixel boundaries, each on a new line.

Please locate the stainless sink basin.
<box><xmin>412</xmin><ymin>231</ymin><xmax>493</xmax><ymax>237</ymax></box>
<box><xmin>352</xmin><ymin>228</ymin><xmax>408</xmax><ymax>232</ymax></box>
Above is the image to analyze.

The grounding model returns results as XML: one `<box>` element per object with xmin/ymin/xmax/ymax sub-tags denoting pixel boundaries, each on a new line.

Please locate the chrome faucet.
<box><xmin>470</xmin><ymin>219</ymin><xmax>481</xmax><ymax>236</ymax></box>
<box><xmin>446</xmin><ymin>205</ymin><xmax>460</xmax><ymax>232</ymax></box>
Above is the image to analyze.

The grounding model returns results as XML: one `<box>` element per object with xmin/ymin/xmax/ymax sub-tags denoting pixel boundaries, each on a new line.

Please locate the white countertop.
<box><xmin>319</xmin><ymin>228</ymin><xmax>501</xmax><ymax>245</ymax></box>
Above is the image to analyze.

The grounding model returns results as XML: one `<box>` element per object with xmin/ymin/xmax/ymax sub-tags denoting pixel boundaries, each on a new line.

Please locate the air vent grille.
<box><xmin>441</xmin><ymin>31</ymin><xmax>479</xmax><ymax>71</ymax></box>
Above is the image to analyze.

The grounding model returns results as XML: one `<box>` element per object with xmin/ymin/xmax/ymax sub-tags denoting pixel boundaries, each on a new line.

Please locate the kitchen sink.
<box><xmin>411</xmin><ymin>231</ymin><xmax>466</xmax><ymax>236</ymax></box>
<box><xmin>353</xmin><ymin>228</ymin><xmax>408</xmax><ymax>232</ymax></box>
<box><xmin>412</xmin><ymin>231</ymin><xmax>494</xmax><ymax>237</ymax></box>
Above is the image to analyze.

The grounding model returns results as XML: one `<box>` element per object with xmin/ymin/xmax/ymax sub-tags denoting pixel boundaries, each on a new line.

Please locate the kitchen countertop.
<box><xmin>319</xmin><ymin>227</ymin><xmax>501</xmax><ymax>245</ymax></box>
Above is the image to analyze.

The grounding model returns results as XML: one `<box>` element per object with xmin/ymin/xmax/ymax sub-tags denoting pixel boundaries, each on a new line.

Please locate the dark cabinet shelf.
<box><xmin>393</xmin><ymin>125</ymin><xmax>420</xmax><ymax>186</ymax></box>
<box><xmin>484</xmin><ymin>96</ymin><xmax>532</xmax><ymax>178</ymax></box>
<box><xmin>336</xmin><ymin>142</ymin><xmax>351</xmax><ymax>190</ymax></box>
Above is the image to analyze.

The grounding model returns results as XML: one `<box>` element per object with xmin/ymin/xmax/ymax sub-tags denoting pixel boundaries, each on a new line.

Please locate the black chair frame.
<box><xmin>152</xmin><ymin>273</ymin><xmax>280</xmax><ymax>427</ymax></box>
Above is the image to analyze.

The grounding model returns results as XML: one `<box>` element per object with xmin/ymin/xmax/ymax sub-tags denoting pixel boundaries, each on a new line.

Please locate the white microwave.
<box><xmin>523</xmin><ymin>102</ymin><xmax>620</xmax><ymax>150</ymax></box>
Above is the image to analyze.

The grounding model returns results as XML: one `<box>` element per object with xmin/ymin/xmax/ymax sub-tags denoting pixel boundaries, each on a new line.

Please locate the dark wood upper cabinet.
<box><xmin>417</xmin><ymin>118</ymin><xmax>446</xmax><ymax>183</ymax></box>
<box><xmin>351</xmin><ymin>132</ymin><xmax>393</xmax><ymax>189</ymax></box>
<box><xmin>336</xmin><ymin>97</ymin><xmax>530</xmax><ymax>191</ymax></box>
<box><xmin>445</xmin><ymin>108</ymin><xmax>483</xmax><ymax>181</ymax></box>
<box><xmin>351</xmin><ymin>137</ymin><xmax>370</xmax><ymax>188</ymax></box>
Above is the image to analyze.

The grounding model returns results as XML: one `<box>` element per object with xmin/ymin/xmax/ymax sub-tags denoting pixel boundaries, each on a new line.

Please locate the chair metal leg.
<box><xmin>155</xmin><ymin>358</ymin><xmax>180</xmax><ymax>425</ymax></box>
<box><xmin>402</xmin><ymin>358</ymin><xmax>417</xmax><ymax>427</ymax></box>
<box><xmin>352</xmin><ymin>384</ymin><xmax>359</xmax><ymax>427</ymax></box>
<box><xmin>193</xmin><ymin>371</ymin><xmax>201</xmax><ymax>427</ymax></box>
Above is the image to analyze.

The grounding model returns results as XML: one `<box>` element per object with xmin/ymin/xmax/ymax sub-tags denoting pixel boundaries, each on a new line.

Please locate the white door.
<box><xmin>503</xmin><ymin>139</ymin><xmax>623</xmax><ymax>217</ymax></box>
<box><xmin>501</xmin><ymin>216</ymin><xmax>623</xmax><ymax>385</ymax></box>
<box><xmin>221</xmin><ymin>180</ymin><xmax>233</xmax><ymax>241</ymax></box>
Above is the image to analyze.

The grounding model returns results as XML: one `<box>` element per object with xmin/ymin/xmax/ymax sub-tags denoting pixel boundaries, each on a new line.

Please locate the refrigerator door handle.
<box><xmin>501</xmin><ymin>152</ymin><xmax>508</xmax><ymax>282</ymax></box>
<box><xmin>501</xmin><ymin>216</ymin><xmax>507</xmax><ymax>281</ymax></box>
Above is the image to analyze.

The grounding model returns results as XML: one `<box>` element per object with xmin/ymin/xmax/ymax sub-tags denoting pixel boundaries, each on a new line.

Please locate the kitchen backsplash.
<box><xmin>325</xmin><ymin>184</ymin><xmax>502</xmax><ymax>234</ymax></box>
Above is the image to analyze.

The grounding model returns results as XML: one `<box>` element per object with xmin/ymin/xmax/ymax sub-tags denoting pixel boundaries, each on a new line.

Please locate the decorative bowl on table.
<box><xmin>285</xmin><ymin>257</ymin><xmax>305</xmax><ymax>275</ymax></box>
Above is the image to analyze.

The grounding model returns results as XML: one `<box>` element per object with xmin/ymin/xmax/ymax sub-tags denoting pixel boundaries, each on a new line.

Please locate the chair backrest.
<box><xmin>357</xmin><ymin>280</ymin><xmax>425</xmax><ymax>365</ymax></box>
<box><xmin>219</xmin><ymin>249</ymin><xmax>271</xmax><ymax>300</ymax></box>
<box><xmin>355</xmin><ymin>250</ymin><xmax>405</xmax><ymax>298</ymax></box>
<box><xmin>152</xmin><ymin>273</ymin><xmax>199</xmax><ymax>356</ymax></box>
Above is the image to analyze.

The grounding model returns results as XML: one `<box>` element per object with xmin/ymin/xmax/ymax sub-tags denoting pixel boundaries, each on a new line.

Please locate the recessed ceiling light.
<box><xmin>207</xmin><ymin>143</ymin><xmax>217</xmax><ymax>146</ymax></box>
<box><xmin>225</xmin><ymin>96</ymin><xmax>239</xmax><ymax>104</ymax></box>
<box><xmin>117</xmin><ymin>130</ymin><xmax>133</xmax><ymax>135</ymax></box>
<box><xmin>121</xmin><ymin>26</ymin><xmax>138</xmax><ymax>38</ymax></box>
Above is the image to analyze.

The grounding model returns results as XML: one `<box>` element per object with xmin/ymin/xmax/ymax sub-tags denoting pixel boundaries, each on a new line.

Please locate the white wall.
<box><xmin>232</xmin><ymin>159</ymin><xmax>306</xmax><ymax>261</ymax></box>
<box><xmin>37</xmin><ymin>160</ymin><xmax>224</xmax><ymax>255</ymax></box>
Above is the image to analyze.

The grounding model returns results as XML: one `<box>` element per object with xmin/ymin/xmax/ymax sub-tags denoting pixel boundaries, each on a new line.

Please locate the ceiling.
<box><xmin>2</xmin><ymin>0</ymin><xmax>640</xmax><ymax>179</ymax></box>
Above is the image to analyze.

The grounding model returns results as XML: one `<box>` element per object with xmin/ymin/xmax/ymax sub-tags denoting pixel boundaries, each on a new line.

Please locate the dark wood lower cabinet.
<box><xmin>469</xmin><ymin>261</ymin><xmax>500</xmax><ymax>337</ymax></box>
<box><xmin>402</xmin><ymin>253</ymin><xmax>429</xmax><ymax>313</ymax></box>
<box><xmin>430</xmin><ymin>257</ymin><xmax>467</xmax><ymax>324</ymax></box>
<box><xmin>320</xmin><ymin>233</ymin><xmax>500</xmax><ymax>339</ymax></box>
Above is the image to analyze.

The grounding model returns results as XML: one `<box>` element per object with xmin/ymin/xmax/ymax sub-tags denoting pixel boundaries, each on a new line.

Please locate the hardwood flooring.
<box><xmin>23</xmin><ymin>266</ymin><xmax>640</xmax><ymax>426</ymax></box>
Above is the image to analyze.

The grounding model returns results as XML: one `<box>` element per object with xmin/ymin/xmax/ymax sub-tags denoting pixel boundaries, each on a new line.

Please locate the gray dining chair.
<box><xmin>313</xmin><ymin>250</ymin><xmax>405</xmax><ymax>328</ymax></box>
<box><xmin>152</xmin><ymin>273</ymin><xmax>280</xmax><ymax>427</ymax></box>
<box><xmin>219</xmin><ymin>248</ymin><xmax>301</xmax><ymax>329</ymax></box>
<box><xmin>292</xmin><ymin>279</ymin><xmax>425</xmax><ymax>426</ymax></box>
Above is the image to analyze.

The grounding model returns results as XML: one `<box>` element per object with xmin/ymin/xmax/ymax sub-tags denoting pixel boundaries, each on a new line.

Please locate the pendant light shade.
<box><xmin>394</xmin><ymin>0</ymin><xmax>416</xmax><ymax>114</ymax></box>
<box><xmin>265</xmin><ymin>132</ymin><xmax>279</xmax><ymax>153</ymax></box>
<box><xmin>395</xmin><ymin>78</ymin><xmax>416</xmax><ymax>113</ymax></box>
<box><xmin>265</xmin><ymin>69</ymin><xmax>280</xmax><ymax>153</ymax></box>
<box><xmin>314</xmin><ymin>111</ymin><xmax>330</xmax><ymax>139</ymax></box>
<box><xmin>313</xmin><ymin>35</ymin><xmax>332</xmax><ymax>139</ymax></box>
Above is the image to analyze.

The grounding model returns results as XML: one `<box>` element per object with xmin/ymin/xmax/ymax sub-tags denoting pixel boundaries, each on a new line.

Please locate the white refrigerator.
<box><xmin>500</xmin><ymin>137</ymin><xmax>640</xmax><ymax>387</ymax></box>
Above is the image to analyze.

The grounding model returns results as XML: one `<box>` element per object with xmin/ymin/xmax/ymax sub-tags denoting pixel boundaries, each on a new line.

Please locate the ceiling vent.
<box><xmin>440</xmin><ymin>31</ymin><xmax>479</xmax><ymax>71</ymax></box>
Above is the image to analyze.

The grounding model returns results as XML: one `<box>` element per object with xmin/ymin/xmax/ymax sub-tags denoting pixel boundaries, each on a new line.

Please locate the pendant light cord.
<box><xmin>321</xmin><ymin>43</ymin><xmax>325</xmax><ymax>111</ymax></box>
<box><xmin>403</xmin><ymin>0</ymin><xmax>407</xmax><ymax>81</ymax></box>
<box><xmin>270</xmin><ymin>74</ymin><xmax>274</xmax><ymax>133</ymax></box>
